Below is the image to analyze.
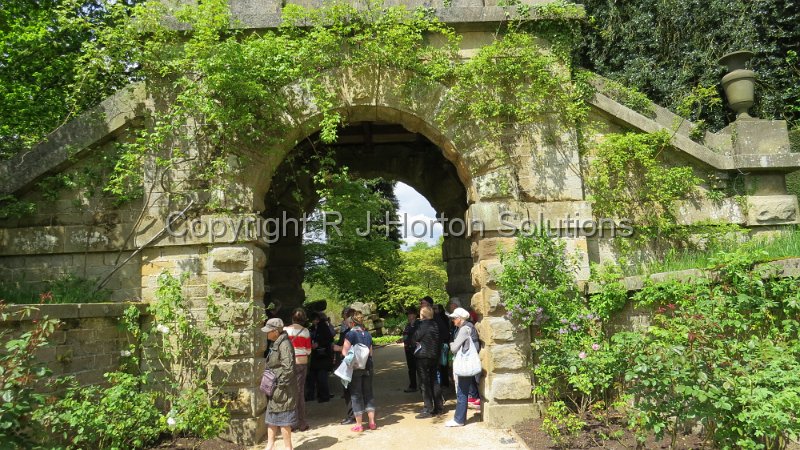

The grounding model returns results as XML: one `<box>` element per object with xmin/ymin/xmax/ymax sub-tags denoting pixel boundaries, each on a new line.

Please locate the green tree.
<box><xmin>369</xmin><ymin>179</ymin><xmax>402</xmax><ymax>247</ymax></box>
<box><xmin>303</xmin><ymin>176</ymin><xmax>400</xmax><ymax>303</ymax></box>
<box><xmin>579</xmin><ymin>0</ymin><xmax>800</xmax><ymax>131</ymax></box>
<box><xmin>384</xmin><ymin>240</ymin><xmax>447</xmax><ymax>313</ymax></box>
<box><xmin>0</xmin><ymin>0</ymin><xmax>136</xmax><ymax>159</ymax></box>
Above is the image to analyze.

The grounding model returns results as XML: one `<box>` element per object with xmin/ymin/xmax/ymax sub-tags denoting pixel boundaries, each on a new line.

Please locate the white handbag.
<box><xmin>352</xmin><ymin>343</ymin><xmax>370</xmax><ymax>370</ymax></box>
<box><xmin>453</xmin><ymin>338</ymin><xmax>482</xmax><ymax>377</ymax></box>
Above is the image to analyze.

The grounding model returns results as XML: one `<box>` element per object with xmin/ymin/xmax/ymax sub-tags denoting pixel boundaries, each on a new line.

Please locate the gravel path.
<box><xmin>256</xmin><ymin>343</ymin><xmax>525</xmax><ymax>450</ymax></box>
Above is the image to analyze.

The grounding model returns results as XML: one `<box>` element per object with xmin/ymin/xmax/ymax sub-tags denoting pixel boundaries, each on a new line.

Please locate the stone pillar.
<box><xmin>724</xmin><ymin>119</ymin><xmax>799</xmax><ymax>227</ymax></box>
<box><xmin>467</xmin><ymin>198</ymin><xmax>593</xmax><ymax>426</ymax></box>
<box><xmin>206</xmin><ymin>243</ymin><xmax>269</xmax><ymax>444</ymax></box>
<box><xmin>469</xmin><ymin>233</ymin><xmax>538</xmax><ymax>425</ymax></box>
<box><xmin>138</xmin><ymin>212</ymin><xmax>270</xmax><ymax>444</ymax></box>
<box><xmin>442</xmin><ymin>236</ymin><xmax>473</xmax><ymax>304</ymax></box>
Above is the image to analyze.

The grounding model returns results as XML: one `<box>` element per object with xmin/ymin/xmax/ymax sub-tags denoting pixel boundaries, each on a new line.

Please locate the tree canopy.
<box><xmin>578</xmin><ymin>0</ymin><xmax>800</xmax><ymax>133</ymax></box>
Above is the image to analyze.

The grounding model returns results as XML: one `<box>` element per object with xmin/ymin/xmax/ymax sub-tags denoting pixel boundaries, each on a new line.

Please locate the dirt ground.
<box><xmin>512</xmin><ymin>417</ymin><xmax>706</xmax><ymax>450</ymax></box>
<box><xmin>258</xmin><ymin>343</ymin><xmax>525</xmax><ymax>450</ymax></box>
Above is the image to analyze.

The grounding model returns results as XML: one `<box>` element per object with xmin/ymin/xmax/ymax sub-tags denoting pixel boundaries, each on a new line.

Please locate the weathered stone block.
<box><xmin>489</xmin><ymin>344</ymin><xmax>527</xmax><ymax>370</ymax></box>
<box><xmin>471</xmin><ymin>287</ymin><xmax>502</xmax><ymax>315</ymax></box>
<box><xmin>77</xmin><ymin>303</ymin><xmax>131</xmax><ymax>318</ymax></box>
<box><xmin>36</xmin><ymin>304</ymin><xmax>81</xmax><ymax>319</ymax></box>
<box><xmin>474</xmin><ymin>168</ymin><xmax>519</xmax><ymax>201</ymax></box>
<box><xmin>462</xmin><ymin>145</ymin><xmax>506</xmax><ymax>175</ymax></box>
<box><xmin>487</xmin><ymin>373</ymin><xmax>532</xmax><ymax>401</ymax></box>
<box><xmin>478</xmin><ymin>316</ymin><xmax>517</xmax><ymax>343</ymax></box>
<box><xmin>210</xmin><ymin>359</ymin><xmax>260</xmax><ymax>386</ymax></box>
<box><xmin>210</xmin><ymin>246</ymin><xmax>253</xmax><ymax>272</ymax></box>
<box><xmin>483</xmin><ymin>402</ymin><xmax>540</xmax><ymax>428</ymax></box>
<box><xmin>747</xmin><ymin>195</ymin><xmax>799</xmax><ymax>225</ymax></box>
<box><xmin>446</xmin><ymin>257</ymin><xmax>473</xmax><ymax>277</ymax></box>
<box><xmin>64</xmin><ymin>226</ymin><xmax>121</xmax><ymax>252</ymax></box>
<box><xmin>674</xmin><ymin>197</ymin><xmax>746</xmax><ymax>225</ymax></box>
<box><xmin>474</xmin><ymin>236</ymin><xmax>516</xmax><ymax>261</ymax></box>
<box><xmin>222</xmin><ymin>416</ymin><xmax>267</xmax><ymax>445</ymax></box>
<box><xmin>208</xmin><ymin>272</ymin><xmax>254</xmax><ymax>301</ymax></box>
<box><xmin>730</xmin><ymin>119</ymin><xmax>791</xmax><ymax>155</ymax></box>
<box><xmin>216</xmin><ymin>303</ymin><xmax>258</xmax><ymax>327</ymax></box>
<box><xmin>499</xmin><ymin>200</ymin><xmax>593</xmax><ymax>232</ymax></box>
<box><xmin>210</xmin><ymin>329</ymin><xmax>262</xmax><ymax>358</ymax></box>
<box><xmin>442</xmin><ymin>237</ymin><xmax>471</xmax><ymax>259</ymax></box>
<box><xmin>445</xmin><ymin>275</ymin><xmax>473</xmax><ymax>296</ymax></box>
<box><xmin>5</xmin><ymin>227</ymin><xmax>65</xmax><ymax>255</ymax></box>
<box><xmin>225</xmin><ymin>386</ymin><xmax>267</xmax><ymax>416</ymax></box>
<box><xmin>470</xmin><ymin>259</ymin><xmax>502</xmax><ymax>289</ymax></box>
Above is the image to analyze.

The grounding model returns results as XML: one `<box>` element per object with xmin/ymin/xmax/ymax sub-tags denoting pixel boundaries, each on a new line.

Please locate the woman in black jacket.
<box><xmin>308</xmin><ymin>312</ymin><xmax>335</xmax><ymax>402</ymax></box>
<box><xmin>433</xmin><ymin>304</ymin><xmax>451</xmax><ymax>388</ymax></box>
<box><xmin>412</xmin><ymin>305</ymin><xmax>443</xmax><ymax>418</ymax></box>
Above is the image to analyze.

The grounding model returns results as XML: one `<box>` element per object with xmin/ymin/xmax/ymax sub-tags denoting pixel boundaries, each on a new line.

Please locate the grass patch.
<box><xmin>640</xmin><ymin>226</ymin><xmax>800</xmax><ymax>275</ymax></box>
<box><xmin>0</xmin><ymin>274</ymin><xmax>111</xmax><ymax>304</ymax></box>
<box><xmin>373</xmin><ymin>335</ymin><xmax>402</xmax><ymax>346</ymax></box>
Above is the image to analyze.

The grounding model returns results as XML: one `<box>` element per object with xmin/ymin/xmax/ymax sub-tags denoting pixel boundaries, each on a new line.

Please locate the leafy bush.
<box><xmin>121</xmin><ymin>271</ymin><xmax>234</xmax><ymax>440</ymax></box>
<box><xmin>0</xmin><ymin>274</ymin><xmax>111</xmax><ymax>304</ymax></box>
<box><xmin>498</xmin><ymin>233</ymin><xmax>621</xmax><ymax>417</ymax></box>
<box><xmin>34</xmin><ymin>373</ymin><xmax>163</xmax><ymax>450</ymax></box>
<box><xmin>613</xmin><ymin>249</ymin><xmax>800</xmax><ymax>448</ymax></box>
<box><xmin>20</xmin><ymin>271</ymin><xmax>233</xmax><ymax>448</ymax></box>
<box><xmin>166</xmin><ymin>388</ymin><xmax>228</xmax><ymax>439</ymax></box>
<box><xmin>499</xmin><ymin>232</ymin><xmax>800</xmax><ymax>447</ymax></box>
<box><xmin>0</xmin><ymin>304</ymin><xmax>59</xmax><ymax>448</ymax></box>
<box><xmin>373</xmin><ymin>335</ymin><xmax>402</xmax><ymax>346</ymax></box>
<box><xmin>542</xmin><ymin>401</ymin><xmax>586</xmax><ymax>447</ymax></box>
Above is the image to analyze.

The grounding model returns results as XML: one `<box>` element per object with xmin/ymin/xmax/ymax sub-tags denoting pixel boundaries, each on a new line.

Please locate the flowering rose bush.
<box><xmin>498</xmin><ymin>234</ymin><xmax>800</xmax><ymax>448</ymax></box>
<box><xmin>612</xmin><ymin>249</ymin><xmax>800</xmax><ymax>448</ymax></box>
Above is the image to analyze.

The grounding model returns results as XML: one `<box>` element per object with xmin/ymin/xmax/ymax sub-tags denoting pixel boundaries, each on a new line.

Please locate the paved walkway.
<box><xmin>257</xmin><ymin>343</ymin><xmax>525</xmax><ymax>450</ymax></box>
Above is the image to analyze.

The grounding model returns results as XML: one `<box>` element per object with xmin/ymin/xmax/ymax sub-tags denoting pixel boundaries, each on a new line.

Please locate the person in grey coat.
<box><xmin>262</xmin><ymin>318</ymin><xmax>297</xmax><ymax>450</ymax></box>
<box><xmin>445</xmin><ymin>307</ymin><xmax>480</xmax><ymax>427</ymax></box>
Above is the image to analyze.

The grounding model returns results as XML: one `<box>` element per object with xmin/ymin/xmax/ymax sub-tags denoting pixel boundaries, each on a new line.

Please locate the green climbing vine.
<box><xmin>586</xmin><ymin>130</ymin><xmax>700</xmax><ymax>233</ymax></box>
<box><xmin>27</xmin><ymin>0</ymin><xmax>590</xmax><ymax>210</ymax></box>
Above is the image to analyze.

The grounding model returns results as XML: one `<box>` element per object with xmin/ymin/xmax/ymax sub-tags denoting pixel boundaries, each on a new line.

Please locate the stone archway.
<box><xmin>195</xmin><ymin>67</ymin><xmax>588</xmax><ymax>443</ymax></box>
<box><xmin>2</xmin><ymin>3</ymin><xmax>799</xmax><ymax>446</ymax></box>
<box><xmin>262</xmin><ymin>121</ymin><xmax>472</xmax><ymax>315</ymax></box>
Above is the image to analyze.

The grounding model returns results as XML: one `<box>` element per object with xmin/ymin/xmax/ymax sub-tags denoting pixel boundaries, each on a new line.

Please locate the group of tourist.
<box><xmin>404</xmin><ymin>296</ymin><xmax>481</xmax><ymax>427</ymax></box>
<box><xmin>259</xmin><ymin>298</ymin><xmax>481</xmax><ymax>450</ymax></box>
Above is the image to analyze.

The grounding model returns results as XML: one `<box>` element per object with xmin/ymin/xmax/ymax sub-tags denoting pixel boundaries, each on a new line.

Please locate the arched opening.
<box><xmin>262</xmin><ymin>121</ymin><xmax>473</xmax><ymax>315</ymax></box>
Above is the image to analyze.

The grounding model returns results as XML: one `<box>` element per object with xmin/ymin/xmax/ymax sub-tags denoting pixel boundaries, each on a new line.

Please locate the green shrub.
<box><xmin>541</xmin><ymin>401</ymin><xmax>586</xmax><ymax>447</ymax></box>
<box><xmin>498</xmin><ymin>233</ymin><xmax>621</xmax><ymax>415</ymax></box>
<box><xmin>373</xmin><ymin>335</ymin><xmax>402</xmax><ymax>346</ymax></box>
<box><xmin>0</xmin><ymin>305</ymin><xmax>59</xmax><ymax>448</ymax></box>
<box><xmin>166</xmin><ymin>388</ymin><xmax>228</xmax><ymax>439</ymax></box>
<box><xmin>34</xmin><ymin>372</ymin><xmax>163</xmax><ymax>450</ymax></box>
<box><xmin>613</xmin><ymin>249</ymin><xmax>800</xmax><ymax>448</ymax></box>
<box><xmin>0</xmin><ymin>274</ymin><xmax>111</xmax><ymax>304</ymax></box>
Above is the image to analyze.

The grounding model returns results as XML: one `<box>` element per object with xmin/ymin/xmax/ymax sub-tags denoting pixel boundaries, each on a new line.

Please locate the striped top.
<box><xmin>284</xmin><ymin>325</ymin><xmax>312</xmax><ymax>364</ymax></box>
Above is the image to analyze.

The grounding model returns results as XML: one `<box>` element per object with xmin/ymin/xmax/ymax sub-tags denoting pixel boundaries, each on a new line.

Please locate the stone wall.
<box><xmin>138</xmin><ymin>242</ymin><xmax>270</xmax><ymax>444</ymax></box>
<box><xmin>0</xmin><ymin>141</ymin><xmax>144</xmax><ymax>301</ymax></box>
<box><xmin>0</xmin><ymin>303</ymin><xmax>143</xmax><ymax>387</ymax></box>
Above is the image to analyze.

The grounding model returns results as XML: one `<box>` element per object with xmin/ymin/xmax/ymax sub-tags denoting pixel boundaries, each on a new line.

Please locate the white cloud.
<box><xmin>395</xmin><ymin>183</ymin><xmax>442</xmax><ymax>249</ymax></box>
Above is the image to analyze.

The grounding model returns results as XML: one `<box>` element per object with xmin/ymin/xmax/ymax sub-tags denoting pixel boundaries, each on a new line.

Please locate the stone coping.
<box><xmin>0</xmin><ymin>84</ymin><xmax>147</xmax><ymax>196</ymax></box>
<box><xmin>201</xmin><ymin>0</ymin><xmax>587</xmax><ymax>30</ymax></box>
<box><xmin>589</xmin><ymin>78</ymin><xmax>800</xmax><ymax>172</ymax></box>
<box><xmin>585</xmin><ymin>257</ymin><xmax>800</xmax><ymax>295</ymax></box>
<box><xmin>0</xmin><ymin>302</ymin><xmax>147</xmax><ymax>322</ymax></box>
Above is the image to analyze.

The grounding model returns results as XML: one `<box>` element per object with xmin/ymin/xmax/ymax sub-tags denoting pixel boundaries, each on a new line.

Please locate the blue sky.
<box><xmin>395</xmin><ymin>182</ymin><xmax>442</xmax><ymax>249</ymax></box>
